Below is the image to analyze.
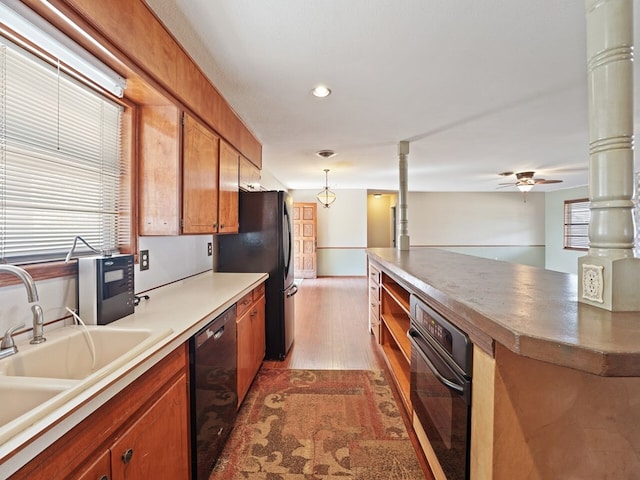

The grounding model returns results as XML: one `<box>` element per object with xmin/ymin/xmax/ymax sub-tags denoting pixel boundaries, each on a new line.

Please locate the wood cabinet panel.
<box><xmin>74</xmin><ymin>449</ymin><xmax>111</xmax><ymax>480</ymax></box>
<box><xmin>59</xmin><ymin>0</ymin><xmax>178</xmax><ymax>90</ymax></box>
<box><xmin>111</xmin><ymin>374</ymin><xmax>189</xmax><ymax>480</ymax></box>
<box><xmin>139</xmin><ymin>104</ymin><xmax>181</xmax><ymax>235</ymax></box>
<box><xmin>237</xmin><ymin>285</ymin><xmax>266</xmax><ymax>406</ymax></box>
<box><xmin>218</xmin><ymin>140</ymin><xmax>239</xmax><ymax>234</ymax></box>
<box><xmin>182</xmin><ymin>113</ymin><xmax>220</xmax><ymax>234</ymax></box>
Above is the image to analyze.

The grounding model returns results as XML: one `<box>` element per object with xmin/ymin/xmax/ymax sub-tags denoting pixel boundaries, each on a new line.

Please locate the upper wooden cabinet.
<box><xmin>239</xmin><ymin>155</ymin><xmax>261</xmax><ymax>192</ymax></box>
<box><xmin>139</xmin><ymin>109</ymin><xmax>240</xmax><ymax>235</ymax></box>
<box><xmin>218</xmin><ymin>140</ymin><xmax>240</xmax><ymax>234</ymax></box>
<box><xmin>138</xmin><ymin>104</ymin><xmax>181</xmax><ymax>236</ymax></box>
<box><xmin>182</xmin><ymin>113</ymin><xmax>220</xmax><ymax>234</ymax></box>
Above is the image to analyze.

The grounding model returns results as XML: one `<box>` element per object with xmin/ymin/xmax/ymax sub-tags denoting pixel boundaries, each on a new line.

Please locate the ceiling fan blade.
<box><xmin>535</xmin><ymin>179</ymin><xmax>563</xmax><ymax>184</ymax></box>
<box><xmin>496</xmin><ymin>184</ymin><xmax>514</xmax><ymax>189</ymax></box>
<box><xmin>498</xmin><ymin>182</ymin><xmax>517</xmax><ymax>186</ymax></box>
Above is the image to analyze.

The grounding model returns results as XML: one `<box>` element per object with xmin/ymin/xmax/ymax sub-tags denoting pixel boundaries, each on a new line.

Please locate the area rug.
<box><xmin>210</xmin><ymin>369</ymin><xmax>425</xmax><ymax>479</ymax></box>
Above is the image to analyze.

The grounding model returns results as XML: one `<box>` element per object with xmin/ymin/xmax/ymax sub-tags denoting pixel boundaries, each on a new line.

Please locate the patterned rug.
<box><xmin>210</xmin><ymin>369</ymin><xmax>426</xmax><ymax>479</ymax></box>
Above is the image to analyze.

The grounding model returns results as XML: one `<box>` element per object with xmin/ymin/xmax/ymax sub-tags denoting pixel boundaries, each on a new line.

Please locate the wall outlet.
<box><xmin>207</xmin><ymin>242</ymin><xmax>212</xmax><ymax>256</ymax></box>
<box><xmin>140</xmin><ymin>250</ymin><xmax>150</xmax><ymax>271</ymax></box>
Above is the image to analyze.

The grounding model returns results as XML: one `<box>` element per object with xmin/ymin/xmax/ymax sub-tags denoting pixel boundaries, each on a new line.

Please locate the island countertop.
<box><xmin>367</xmin><ymin>247</ymin><xmax>640</xmax><ymax>377</ymax></box>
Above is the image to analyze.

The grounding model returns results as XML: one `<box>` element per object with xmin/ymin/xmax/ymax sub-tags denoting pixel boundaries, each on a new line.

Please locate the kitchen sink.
<box><xmin>0</xmin><ymin>325</ymin><xmax>172</xmax><ymax>380</ymax></box>
<box><xmin>0</xmin><ymin>377</ymin><xmax>75</xmax><ymax>427</ymax></box>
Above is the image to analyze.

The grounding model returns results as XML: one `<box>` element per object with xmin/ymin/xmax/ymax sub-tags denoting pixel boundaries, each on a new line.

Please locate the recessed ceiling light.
<box><xmin>312</xmin><ymin>85</ymin><xmax>331</xmax><ymax>98</ymax></box>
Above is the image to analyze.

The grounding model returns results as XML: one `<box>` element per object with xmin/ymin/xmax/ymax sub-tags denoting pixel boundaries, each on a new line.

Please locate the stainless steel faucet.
<box><xmin>0</xmin><ymin>265</ymin><xmax>46</xmax><ymax>344</ymax></box>
<box><xmin>0</xmin><ymin>322</ymin><xmax>25</xmax><ymax>359</ymax></box>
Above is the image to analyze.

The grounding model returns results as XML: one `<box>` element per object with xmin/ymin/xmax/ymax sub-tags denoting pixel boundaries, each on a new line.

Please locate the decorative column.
<box><xmin>398</xmin><ymin>141</ymin><xmax>410</xmax><ymax>250</ymax></box>
<box><xmin>578</xmin><ymin>0</ymin><xmax>640</xmax><ymax>311</ymax></box>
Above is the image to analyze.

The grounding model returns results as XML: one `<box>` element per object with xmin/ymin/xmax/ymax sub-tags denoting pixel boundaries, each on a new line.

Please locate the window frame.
<box><xmin>0</xmin><ymin>30</ymin><xmax>137</xmax><ymax>287</ymax></box>
<box><xmin>563</xmin><ymin>198</ymin><xmax>590</xmax><ymax>251</ymax></box>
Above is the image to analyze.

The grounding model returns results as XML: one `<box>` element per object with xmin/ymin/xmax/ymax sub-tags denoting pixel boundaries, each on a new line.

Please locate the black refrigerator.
<box><xmin>216</xmin><ymin>190</ymin><xmax>297</xmax><ymax>360</ymax></box>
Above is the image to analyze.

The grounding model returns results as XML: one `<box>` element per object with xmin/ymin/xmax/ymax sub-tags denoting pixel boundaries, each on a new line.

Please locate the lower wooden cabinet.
<box><xmin>110</xmin><ymin>376</ymin><xmax>189</xmax><ymax>479</ymax></box>
<box><xmin>11</xmin><ymin>346</ymin><xmax>189</xmax><ymax>480</ymax></box>
<box><xmin>237</xmin><ymin>283</ymin><xmax>266</xmax><ymax>406</ymax></box>
<box><xmin>75</xmin><ymin>450</ymin><xmax>111</xmax><ymax>480</ymax></box>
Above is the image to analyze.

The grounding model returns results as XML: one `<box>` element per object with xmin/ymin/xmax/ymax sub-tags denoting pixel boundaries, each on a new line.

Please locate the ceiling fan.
<box><xmin>498</xmin><ymin>171</ymin><xmax>563</xmax><ymax>192</ymax></box>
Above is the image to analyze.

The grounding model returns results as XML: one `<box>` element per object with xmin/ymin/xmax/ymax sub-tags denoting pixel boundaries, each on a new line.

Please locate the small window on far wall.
<box><xmin>564</xmin><ymin>199</ymin><xmax>590</xmax><ymax>250</ymax></box>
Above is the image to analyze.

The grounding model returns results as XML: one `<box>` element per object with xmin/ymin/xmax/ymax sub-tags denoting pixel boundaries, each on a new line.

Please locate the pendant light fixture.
<box><xmin>317</xmin><ymin>168</ymin><xmax>336</xmax><ymax>208</ymax></box>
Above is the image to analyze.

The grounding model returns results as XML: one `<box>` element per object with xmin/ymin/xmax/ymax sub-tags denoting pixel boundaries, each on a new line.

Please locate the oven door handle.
<box><xmin>408</xmin><ymin>328</ymin><xmax>464</xmax><ymax>394</ymax></box>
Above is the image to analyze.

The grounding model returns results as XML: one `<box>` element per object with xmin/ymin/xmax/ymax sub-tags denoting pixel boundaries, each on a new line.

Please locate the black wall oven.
<box><xmin>408</xmin><ymin>295</ymin><xmax>472</xmax><ymax>480</ymax></box>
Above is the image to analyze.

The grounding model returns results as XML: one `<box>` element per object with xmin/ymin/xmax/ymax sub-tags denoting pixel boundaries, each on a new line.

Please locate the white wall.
<box><xmin>0</xmin><ymin>235</ymin><xmax>214</xmax><ymax>343</ymax></box>
<box><xmin>545</xmin><ymin>186</ymin><xmax>589</xmax><ymax>274</ymax></box>
<box><xmin>407</xmin><ymin>191</ymin><xmax>546</xmax><ymax>266</ymax></box>
<box><xmin>260</xmin><ymin>169</ymin><xmax>288</xmax><ymax>191</ymax></box>
<box><xmin>290</xmin><ymin>189</ymin><xmax>368</xmax><ymax>276</ymax></box>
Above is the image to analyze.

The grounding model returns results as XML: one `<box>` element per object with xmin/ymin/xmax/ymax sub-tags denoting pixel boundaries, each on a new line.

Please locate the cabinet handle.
<box><xmin>220</xmin><ymin>224</ymin><xmax>225</xmax><ymax>229</ymax></box>
<box><xmin>121</xmin><ymin>448</ymin><xmax>134</xmax><ymax>464</ymax></box>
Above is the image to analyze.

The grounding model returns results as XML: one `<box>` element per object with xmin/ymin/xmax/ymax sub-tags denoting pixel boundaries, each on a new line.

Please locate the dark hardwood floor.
<box><xmin>263</xmin><ymin>276</ymin><xmax>385</xmax><ymax>370</ymax></box>
<box><xmin>262</xmin><ymin>276</ymin><xmax>434</xmax><ymax>479</ymax></box>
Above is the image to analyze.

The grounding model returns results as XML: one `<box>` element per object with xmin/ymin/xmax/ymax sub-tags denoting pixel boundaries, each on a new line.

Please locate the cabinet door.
<box><xmin>182</xmin><ymin>113</ymin><xmax>219</xmax><ymax>234</ymax></box>
<box><xmin>237</xmin><ymin>307</ymin><xmax>253</xmax><ymax>406</ymax></box>
<box><xmin>138</xmin><ymin>105</ymin><xmax>181</xmax><ymax>235</ymax></box>
<box><xmin>75</xmin><ymin>450</ymin><xmax>111</xmax><ymax>480</ymax></box>
<box><xmin>252</xmin><ymin>295</ymin><xmax>266</xmax><ymax>370</ymax></box>
<box><xmin>239</xmin><ymin>155</ymin><xmax>261</xmax><ymax>192</ymax></box>
<box><xmin>218</xmin><ymin>140</ymin><xmax>239</xmax><ymax>234</ymax></box>
<box><xmin>111</xmin><ymin>374</ymin><xmax>189</xmax><ymax>480</ymax></box>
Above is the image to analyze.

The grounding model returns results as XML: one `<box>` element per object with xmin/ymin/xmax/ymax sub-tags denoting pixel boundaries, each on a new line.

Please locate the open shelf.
<box><xmin>380</xmin><ymin>322</ymin><xmax>411</xmax><ymax>413</ymax></box>
<box><xmin>381</xmin><ymin>274</ymin><xmax>411</xmax><ymax>314</ymax></box>
<box><xmin>380</xmin><ymin>312</ymin><xmax>410</xmax><ymax>363</ymax></box>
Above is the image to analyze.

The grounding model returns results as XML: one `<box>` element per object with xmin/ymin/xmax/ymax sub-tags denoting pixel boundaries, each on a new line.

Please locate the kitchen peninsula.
<box><xmin>367</xmin><ymin>247</ymin><xmax>640</xmax><ymax>480</ymax></box>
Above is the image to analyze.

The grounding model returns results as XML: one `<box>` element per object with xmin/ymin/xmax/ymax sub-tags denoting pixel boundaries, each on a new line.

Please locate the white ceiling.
<box><xmin>146</xmin><ymin>0</ymin><xmax>640</xmax><ymax>193</ymax></box>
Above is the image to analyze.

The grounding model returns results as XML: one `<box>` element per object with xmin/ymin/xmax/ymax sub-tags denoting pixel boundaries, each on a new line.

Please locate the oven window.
<box><xmin>410</xmin><ymin>334</ymin><xmax>471</xmax><ymax>480</ymax></box>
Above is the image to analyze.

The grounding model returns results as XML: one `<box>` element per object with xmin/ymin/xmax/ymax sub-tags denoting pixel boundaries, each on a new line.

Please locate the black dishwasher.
<box><xmin>189</xmin><ymin>304</ymin><xmax>237</xmax><ymax>480</ymax></box>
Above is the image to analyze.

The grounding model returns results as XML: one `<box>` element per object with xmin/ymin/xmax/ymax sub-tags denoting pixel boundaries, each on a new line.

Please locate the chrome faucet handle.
<box><xmin>1</xmin><ymin>322</ymin><xmax>25</xmax><ymax>350</ymax></box>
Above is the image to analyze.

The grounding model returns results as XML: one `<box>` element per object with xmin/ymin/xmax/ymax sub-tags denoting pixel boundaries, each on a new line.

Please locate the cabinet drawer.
<box><xmin>253</xmin><ymin>282</ymin><xmax>265</xmax><ymax>301</ymax></box>
<box><xmin>370</xmin><ymin>302</ymin><xmax>380</xmax><ymax>322</ymax></box>
<box><xmin>369</xmin><ymin>282</ymin><xmax>380</xmax><ymax>302</ymax></box>
<box><xmin>237</xmin><ymin>291</ymin><xmax>253</xmax><ymax>318</ymax></box>
<box><xmin>369</xmin><ymin>263</ymin><xmax>381</xmax><ymax>285</ymax></box>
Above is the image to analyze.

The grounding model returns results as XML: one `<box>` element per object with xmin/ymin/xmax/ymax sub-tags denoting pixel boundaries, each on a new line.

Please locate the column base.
<box><xmin>398</xmin><ymin>235</ymin><xmax>410</xmax><ymax>251</ymax></box>
<box><xmin>578</xmin><ymin>255</ymin><xmax>640</xmax><ymax>311</ymax></box>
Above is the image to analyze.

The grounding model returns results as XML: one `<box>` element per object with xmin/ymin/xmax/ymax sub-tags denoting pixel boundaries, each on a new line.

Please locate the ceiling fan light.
<box><xmin>517</xmin><ymin>184</ymin><xmax>534</xmax><ymax>193</ymax></box>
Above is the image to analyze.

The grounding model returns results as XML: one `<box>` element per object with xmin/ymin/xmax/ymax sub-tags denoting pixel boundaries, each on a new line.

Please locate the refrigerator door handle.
<box><xmin>286</xmin><ymin>284</ymin><xmax>298</xmax><ymax>297</ymax></box>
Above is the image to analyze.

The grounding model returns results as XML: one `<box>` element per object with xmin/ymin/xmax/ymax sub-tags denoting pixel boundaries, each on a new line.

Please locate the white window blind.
<box><xmin>564</xmin><ymin>199</ymin><xmax>590</xmax><ymax>250</ymax></box>
<box><xmin>0</xmin><ymin>38</ymin><xmax>128</xmax><ymax>263</ymax></box>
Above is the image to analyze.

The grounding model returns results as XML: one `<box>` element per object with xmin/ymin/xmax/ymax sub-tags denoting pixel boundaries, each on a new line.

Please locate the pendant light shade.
<box><xmin>317</xmin><ymin>169</ymin><xmax>336</xmax><ymax>208</ymax></box>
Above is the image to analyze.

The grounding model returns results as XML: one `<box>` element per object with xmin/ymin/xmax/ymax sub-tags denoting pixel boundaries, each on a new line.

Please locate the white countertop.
<box><xmin>0</xmin><ymin>270</ymin><xmax>268</xmax><ymax>478</ymax></box>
